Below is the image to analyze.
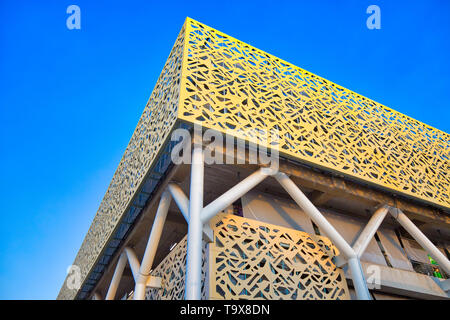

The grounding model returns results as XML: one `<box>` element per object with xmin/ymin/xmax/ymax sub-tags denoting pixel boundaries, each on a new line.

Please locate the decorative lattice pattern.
<box><xmin>146</xmin><ymin>214</ymin><xmax>348</xmax><ymax>300</ymax></box>
<box><xmin>145</xmin><ymin>236</ymin><xmax>208</xmax><ymax>300</ymax></box>
<box><xmin>179</xmin><ymin>18</ymin><xmax>450</xmax><ymax>209</ymax></box>
<box><xmin>208</xmin><ymin>214</ymin><xmax>349</xmax><ymax>300</ymax></box>
<box><xmin>60</xmin><ymin>17</ymin><xmax>449</xmax><ymax>300</ymax></box>
<box><xmin>57</xmin><ymin>24</ymin><xmax>185</xmax><ymax>300</ymax></box>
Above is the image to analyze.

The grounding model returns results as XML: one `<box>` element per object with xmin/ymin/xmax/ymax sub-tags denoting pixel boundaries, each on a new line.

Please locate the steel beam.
<box><xmin>391</xmin><ymin>209</ymin><xmax>450</xmax><ymax>275</ymax></box>
<box><xmin>185</xmin><ymin>131</ymin><xmax>204</xmax><ymax>300</ymax></box>
<box><xmin>201</xmin><ymin>168</ymin><xmax>275</xmax><ymax>224</ymax></box>
<box><xmin>168</xmin><ymin>183</ymin><xmax>189</xmax><ymax>221</ymax></box>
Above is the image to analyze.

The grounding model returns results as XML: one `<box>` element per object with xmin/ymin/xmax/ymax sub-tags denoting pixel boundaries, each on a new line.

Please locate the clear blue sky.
<box><xmin>0</xmin><ymin>0</ymin><xmax>449</xmax><ymax>299</ymax></box>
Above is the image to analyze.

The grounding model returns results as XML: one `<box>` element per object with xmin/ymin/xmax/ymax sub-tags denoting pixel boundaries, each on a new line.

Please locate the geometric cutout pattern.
<box><xmin>207</xmin><ymin>214</ymin><xmax>350</xmax><ymax>300</ymax></box>
<box><xmin>179</xmin><ymin>18</ymin><xmax>450</xmax><ymax>209</ymax></box>
<box><xmin>57</xmin><ymin>24</ymin><xmax>185</xmax><ymax>300</ymax></box>
<box><xmin>59</xmin><ymin>17</ymin><xmax>449</xmax><ymax>300</ymax></box>
<box><xmin>145</xmin><ymin>235</ymin><xmax>208</xmax><ymax>300</ymax></box>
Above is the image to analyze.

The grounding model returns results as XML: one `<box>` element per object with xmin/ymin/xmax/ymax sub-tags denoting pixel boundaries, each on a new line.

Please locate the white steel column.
<box><xmin>274</xmin><ymin>172</ymin><xmax>371</xmax><ymax>300</ymax></box>
<box><xmin>392</xmin><ymin>209</ymin><xmax>450</xmax><ymax>275</ymax></box>
<box><xmin>105</xmin><ymin>252</ymin><xmax>127</xmax><ymax>300</ymax></box>
<box><xmin>275</xmin><ymin>173</ymin><xmax>355</xmax><ymax>258</ymax></box>
<box><xmin>133</xmin><ymin>190</ymin><xmax>172</xmax><ymax>300</ymax></box>
<box><xmin>353</xmin><ymin>205</ymin><xmax>389</xmax><ymax>258</ymax></box>
<box><xmin>185</xmin><ymin>130</ymin><xmax>204</xmax><ymax>300</ymax></box>
<box><xmin>201</xmin><ymin>168</ymin><xmax>273</xmax><ymax>224</ymax></box>
<box><xmin>168</xmin><ymin>183</ymin><xmax>189</xmax><ymax>221</ymax></box>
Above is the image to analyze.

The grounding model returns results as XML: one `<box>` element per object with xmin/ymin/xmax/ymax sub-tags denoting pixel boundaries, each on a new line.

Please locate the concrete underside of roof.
<box><xmin>84</xmin><ymin>151</ymin><xmax>450</xmax><ymax>300</ymax></box>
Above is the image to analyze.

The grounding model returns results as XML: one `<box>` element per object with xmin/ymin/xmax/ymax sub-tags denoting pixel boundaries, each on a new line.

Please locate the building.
<box><xmin>58</xmin><ymin>18</ymin><xmax>450</xmax><ymax>300</ymax></box>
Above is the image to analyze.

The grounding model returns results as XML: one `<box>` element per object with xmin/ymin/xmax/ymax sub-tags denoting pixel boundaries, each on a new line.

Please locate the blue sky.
<box><xmin>0</xmin><ymin>0</ymin><xmax>449</xmax><ymax>299</ymax></box>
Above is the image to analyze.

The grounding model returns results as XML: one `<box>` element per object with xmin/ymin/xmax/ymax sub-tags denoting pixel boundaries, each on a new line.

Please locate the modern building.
<box><xmin>58</xmin><ymin>18</ymin><xmax>450</xmax><ymax>300</ymax></box>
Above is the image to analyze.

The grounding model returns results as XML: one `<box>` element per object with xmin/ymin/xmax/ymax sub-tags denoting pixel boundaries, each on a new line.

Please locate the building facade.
<box><xmin>58</xmin><ymin>18</ymin><xmax>450</xmax><ymax>301</ymax></box>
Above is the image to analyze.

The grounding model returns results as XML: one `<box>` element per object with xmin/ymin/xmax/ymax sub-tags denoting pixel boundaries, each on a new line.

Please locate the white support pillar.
<box><xmin>201</xmin><ymin>168</ymin><xmax>274</xmax><ymax>224</ymax></box>
<box><xmin>275</xmin><ymin>172</ymin><xmax>355</xmax><ymax>259</ymax></box>
<box><xmin>133</xmin><ymin>190</ymin><xmax>172</xmax><ymax>300</ymax></box>
<box><xmin>392</xmin><ymin>209</ymin><xmax>450</xmax><ymax>275</ymax></box>
<box><xmin>274</xmin><ymin>172</ymin><xmax>371</xmax><ymax>300</ymax></box>
<box><xmin>105</xmin><ymin>252</ymin><xmax>127</xmax><ymax>300</ymax></box>
<box><xmin>348</xmin><ymin>257</ymin><xmax>371</xmax><ymax>298</ymax></box>
<box><xmin>168</xmin><ymin>183</ymin><xmax>189</xmax><ymax>221</ymax></box>
<box><xmin>124</xmin><ymin>247</ymin><xmax>140</xmax><ymax>282</ymax></box>
<box><xmin>185</xmin><ymin>130</ymin><xmax>204</xmax><ymax>300</ymax></box>
<box><xmin>353</xmin><ymin>205</ymin><xmax>389</xmax><ymax>258</ymax></box>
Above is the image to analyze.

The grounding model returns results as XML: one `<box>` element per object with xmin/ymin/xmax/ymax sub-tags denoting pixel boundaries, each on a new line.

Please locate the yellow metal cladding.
<box><xmin>179</xmin><ymin>18</ymin><xmax>450</xmax><ymax>209</ymax></box>
<box><xmin>146</xmin><ymin>214</ymin><xmax>349</xmax><ymax>300</ymax></box>
<box><xmin>59</xmin><ymin>17</ymin><xmax>449</xmax><ymax>300</ymax></box>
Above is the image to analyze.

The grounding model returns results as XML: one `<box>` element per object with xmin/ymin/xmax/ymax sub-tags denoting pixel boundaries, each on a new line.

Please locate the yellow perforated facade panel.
<box><xmin>145</xmin><ymin>214</ymin><xmax>350</xmax><ymax>300</ymax></box>
<box><xmin>59</xmin><ymin>18</ymin><xmax>449</xmax><ymax>300</ymax></box>
<box><xmin>179</xmin><ymin>18</ymin><xmax>449</xmax><ymax>209</ymax></box>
